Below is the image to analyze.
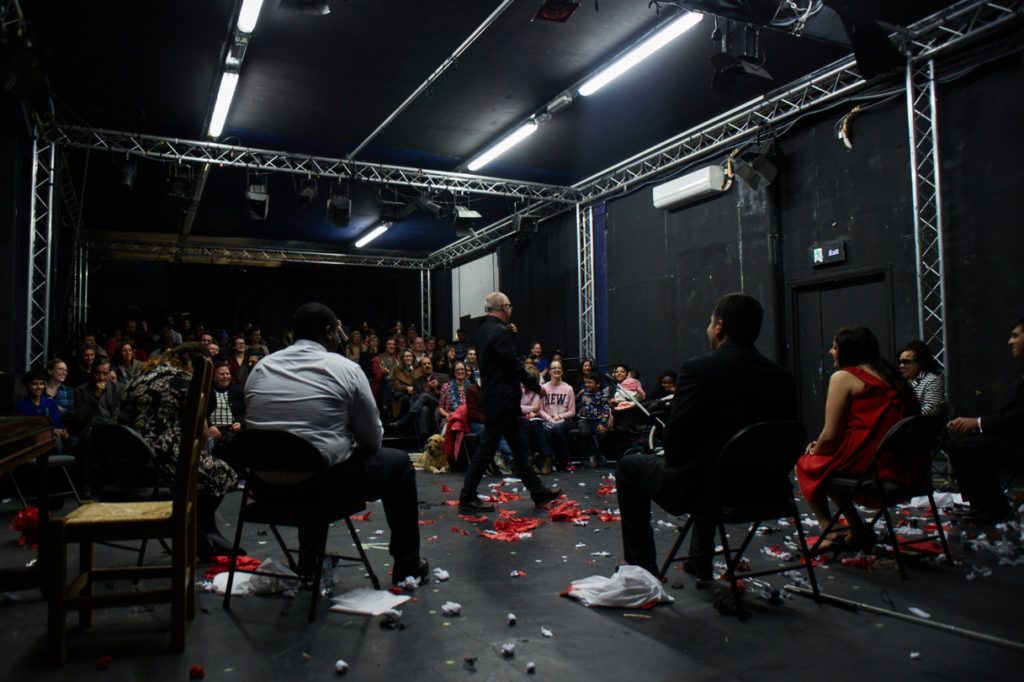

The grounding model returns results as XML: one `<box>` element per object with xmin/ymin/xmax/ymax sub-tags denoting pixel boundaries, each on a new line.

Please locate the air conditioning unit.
<box><xmin>652</xmin><ymin>166</ymin><xmax>727</xmax><ymax>210</ymax></box>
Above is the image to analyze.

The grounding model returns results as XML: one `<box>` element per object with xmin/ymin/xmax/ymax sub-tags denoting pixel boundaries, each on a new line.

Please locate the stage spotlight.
<box><xmin>733</xmin><ymin>142</ymin><xmax>778</xmax><ymax>190</ymax></box>
<box><xmin>246</xmin><ymin>174</ymin><xmax>269</xmax><ymax>220</ymax></box>
<box><xmin>297</xmin><ymin>176</ymin><xmax>318</xmax><ymax>206</ymax></box>
<box><xmin>167</xmin><ymin>164</ymin><xmax>194</xmax><ymax>198</ymax></box>
<box><xmin>327</xmin><ymin>184</ymin><xmax>351</xmax><ymax>227</ymax></box>
<box><xmin>118</xmin><ymin>157</ymin><xmax>137</xmax><ymax>188</ymax></box>
<box><xmin>532</xmin><ymin>1</ymin><xmax>579</xmax><ymax>23</ymax></box>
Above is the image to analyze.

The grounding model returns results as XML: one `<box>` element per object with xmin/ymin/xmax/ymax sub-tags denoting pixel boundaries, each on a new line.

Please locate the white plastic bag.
<box><xmin>565</xmin><ymin>565</ymin><xmax>674</xmax><ymax>608</ymax></box>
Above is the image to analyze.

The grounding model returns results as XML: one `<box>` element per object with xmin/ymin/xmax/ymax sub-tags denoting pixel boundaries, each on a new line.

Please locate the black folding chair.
<box><xmin>222</xmin><ymin>429</ymin><xmax>380</xmax><ymax>622</ymax></box>
<box><xmin>819</xmin><ymin>415</ymin><xmax>953</xmax><ymax>579</ymax></box>
<box><xmin>660</xmin><ymin>421</ymin><xmax>820</xmax><ymax>602</ymax></box>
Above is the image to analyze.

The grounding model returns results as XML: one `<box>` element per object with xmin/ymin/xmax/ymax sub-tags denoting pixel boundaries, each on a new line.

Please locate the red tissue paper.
<box><xmin>350</xmin><ymin>511</ymin><xmax>372</xmax><ymax>521</ymax></box>
<box><xmin>204</xmin><ymin>555</ymin><xmax>261</xmax><ymax>579</ymax></box>
<box><xmin>189</xmin><ymin>664</ymin><xmax>205</xmax><ymax>679</ymax></box>
<box><xmin>10</xmin><ymin>506</ymin><xmax>39</xmax><ymax>548</ymax></box>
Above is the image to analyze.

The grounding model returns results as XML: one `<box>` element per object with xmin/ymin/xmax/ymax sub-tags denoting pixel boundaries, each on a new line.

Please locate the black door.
<box><xmin>790</xmin><ymin>269</ymin><xmax>894</xmax><ymax>436</ymax></box>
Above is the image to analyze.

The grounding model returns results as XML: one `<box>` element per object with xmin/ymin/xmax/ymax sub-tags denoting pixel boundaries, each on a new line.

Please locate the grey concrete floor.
<box><xmin>2</xmin><ymin>466</ymin><xmax>1023</xmax><ymax>681</ymax></box>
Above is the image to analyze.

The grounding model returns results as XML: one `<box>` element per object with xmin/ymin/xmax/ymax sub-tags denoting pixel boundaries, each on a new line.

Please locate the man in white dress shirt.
<box><xmin>245</xmin><ymin>302</ymin><xmax>427</xmax><ymax>584</ymax></box>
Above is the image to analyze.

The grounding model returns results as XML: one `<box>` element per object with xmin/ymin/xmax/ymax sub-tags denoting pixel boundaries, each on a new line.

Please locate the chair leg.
<box><xmin>78</xmin><ymin>539</ymin><xmax>94</xmax><ymax>627</ymax></box>
<box><xmin>658</xmin><ymin>516</ymin><xmax>694</xmax><ymax>580</ymax></box>
<box><xmin>223</xmin><ymin>516</ymin><xmax>247</xmax><ymax>612</ymax></box>
<box><xmin>8</xmin><ymin>470</ymin><xmax>28</xmax><ymax>509</ymax></box>
<box><xmin>308</xmin><ymin>525</ymin><xmax>329</xmax><ymax>623</ymax></box>
<box><xmin>186</xmin><ymin>511</ymin><xmax>197</xmax><ymax>622</ymax></box>
<box><xmin>792</xmin><ymin>512</ymin><xmax>821</xmax><ymax>600</ymax></box>
<box><xmin>877</xmin><ymin>504</ymin><xmax>908</xmax><ymax>580</ymax></box>
<box><xmin>717</xmin><ymin>519</ymin><xmax>741</xmax><ymax>595</ymax></box>
<box><xmin>346</xmin><ymin>517</ymin><xmax>380</xmax><ymax>590</ymax></box>
<box><xmin>60</xmin><ymin>465</ymin><xmax>81</xmax><ymax>505</ymax></box>
<box><xmin>170</xmin><ymin>522</ymin><xmax>187</xmax><ymax>653</ymax></box>
<box><xmin>269</xmin><ymin>524</ymin><xmax>296</xmax><ymax>572</ymax></box>
<box><xmin>47</xmin><ymin>519</ymin><xmax>69</xmax><ymax>664</ymax></box>
<box><xmin>928</xmin><ymin>490</ymin><xmax>954</xmax><ymax>565</ymax></box>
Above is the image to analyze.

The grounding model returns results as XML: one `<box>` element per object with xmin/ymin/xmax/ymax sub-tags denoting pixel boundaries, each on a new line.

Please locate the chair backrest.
<box><xmin>173</xmin><ymin>355</ymin><xmax>213</xmax><ymax>521</ymax></box>
<box><xmin>229</xmin><ymin>428</ymin><xmax>347</xmax><ymax>510</ymax></box>
<box><xmin>868</xmin><ymin>415</ymin><xmax>943</xmax><ymax>483</ymax></box>
<box><xmin>712</xmin><ymin>421</ymin><xmax>807</xmax><ymax>505</ymax></box>
<box><xmin>91</xmin><ymin>423</ymin><xmax>161</xmax><ymax>490</ymax></box>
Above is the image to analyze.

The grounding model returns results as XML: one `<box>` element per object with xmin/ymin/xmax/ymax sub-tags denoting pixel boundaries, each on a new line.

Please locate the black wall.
<box><xmin>600</xmin><ymin>51</ymin><xmax>1023</xmax><ymax>431</ymax></box>
<box><xmin>87</xmin><ymin>260</ymin><xmax>421</xmax><ymax>347</ymax></box>
<box><xmin>498</xmin><ymin>211</ymin><xmax>580</xmax><ymax>362</ymax></box>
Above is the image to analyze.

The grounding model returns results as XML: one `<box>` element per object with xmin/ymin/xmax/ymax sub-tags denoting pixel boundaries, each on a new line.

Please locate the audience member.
<box><xmin>68</xmin><ymin>343</ymin><xmax>96</xmax><ymax>388</ymax></box>
<box><xmin>649</xmin><ymin>370</ymin><xmax>677</xmax><ymax>401</ymax></box>
<box><xmin>412</xmin><ymin>336</ymin><xmax>428</xmax><ymax>363</ymax></box>
<box><xmin>438</xmin><ymin>361</ymin><xmax>470</xmax><ymax>426</ymax></box>
<box><xmin>408</xmin><ymin>356</ymin><xmax>442</xmax><ymax>440</ymax></box>
<box><xmin>796</xmin><ymin>326</ymin><xmax>920</xmax><ymax>551</ymax></box>
<box><xmin>119</xmin><ymin>343</ymin><xmax>240</xmax><ymax>559</ymax></box>
<box><xmin>247</xmin><ymin>328</ymin><xmax>270</xmax><ymax>358</ymax></box>
<box><xmin>540</xmin><ymin>360</ymin><xmax>576</xmax><ymax>471</ymax></box>
<box><xmin>113</xmin><ymin>341</ymin><xmax>145</xmax><ymax>384</ymax></box>
<box><xmin>227</xmin><ymin>335</ymin><xmax>248</xmax><ymax>384</ymax></box>
<box><xmin>389</xmin><ymin>349</ymin><xmax>418</xmax><ymax>420</ymax></box>
<box><xmin>208</xmin><ymin>361</ymin><xmax>245</xmax><ymax>464</ymax></box>
<box><xmin>43</xmin><ymin>357</ymin><xmax>75</xmax><ymax>422</ymax></box>
<box><xmin>577</xmin><ymin>371</ymin><xmax>611</xmax><ymax>467</ymax></box>
<box><xmin>522</xmin><ymin>382</ymin><xmax>555</xmax><ymax>474</ymax></box>
<box><xmin>72</xmin><ymin>359</ymin><xmax>124</xmax><ymax>435</ymax></box>
<box><xmin>16</xmin><ymin>370</ymin><xmax>70</xmax><ymax>450</ymax></box>
<box><xmin>947</xmin><ymin>318</ymin><xmax>1024</xmax><ymax>523</ymax></box>
<box><xmin>464</xmin><ymin>347</ymin><xmax>480</xmax><ymax>384</ymax></box>
<box><xmin>453</xmin><ymin>328</ymin><xmax>469</xmax><ymax>361</ymax></box>
<box><xmin>528</xmin><ymin>341</ymin><xmax>549</xmax><ymax>381</ymax></box>
<box><xmin>245</xmin><ymin>303</ymin><xmax>426</xmax><ymax>582</ymax></box>
<box><xmin>897</xmin><ymin>340</ymin><xmax>946</xmax><ymax>417</ymax></box>
<box><xmin>617</xmin><ymin>293</ymin><xmax>797</xmax><ymax>579</ymax></box>
<box><xmin>435</xmin><ymin>345</ymin><xmax>457</xmax><ymax>376</ymax></box>
<box><xmin>372</xmin><ymin>337</ymin><xmax>400</xmax><ymax>408</ymax></box>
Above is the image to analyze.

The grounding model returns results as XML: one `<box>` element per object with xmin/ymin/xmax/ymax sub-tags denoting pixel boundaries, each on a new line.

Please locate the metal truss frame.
<box><xmin>420</xmin><ymin>269</ymin><xmax>432</xmax><ymax>337</ymax></box>
<box><xmin>906</xmin><ymin>59</ymin><xmax>948</xmax><ymax>373</ymax></box>
<box><xmin>33</xmin><ymin>0</ymin><xmax>1015</xmax><ymax>366</ymax></box>
<box><xmin>27</xmin><ymin>135</ymin><xmax>55</xmax><ymax>370</ymax></box>
<box><xmin>85</xmin><ymin>238</ymin><xmax>428</xmax><ymax>270</ymax></box>
<box><xmin>576</xmin><ymin>204</ymin><xmax>596</xmax><ymax>362</ymax></box>
<box><xmin>572</xmin><ymin>0</ymin><xmax>1021</xmax><ymax>205</ymax></box>
<box><xmin>54</xmin><ymin>125</ymin><xmax>580</xmax><ymax>205</ymax></box>
<box><xmin>71</xmin><ymin>242</ymin><xmax>88</xmax><ymax>341</ymax></box>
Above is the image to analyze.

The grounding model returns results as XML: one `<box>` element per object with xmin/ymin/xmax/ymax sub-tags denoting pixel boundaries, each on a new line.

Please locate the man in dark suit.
<box><xmin>948</xmin><ymin>318</ymin><xmax>1024</xmax><ymax>523</ymax></box>
<box><xmin>616</xmin><ymin>293</ymin><xmax>798</xmax><ymax>579</ymax></box>
<box><xmin>457</xmin><ymin>291</ymin><xmax>561</xmax><ymax>513</ymax></box>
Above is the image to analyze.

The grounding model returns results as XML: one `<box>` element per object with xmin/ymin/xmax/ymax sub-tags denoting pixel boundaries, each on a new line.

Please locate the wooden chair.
<box><xmin>659</xmin><ymin>421</ymin><xmax>820</xmax><ymax>603</ymax></box>
<box><xmin>47</xmin><ymin>356</ymin><xmax>213</xmax><ymax>663</ymax></box>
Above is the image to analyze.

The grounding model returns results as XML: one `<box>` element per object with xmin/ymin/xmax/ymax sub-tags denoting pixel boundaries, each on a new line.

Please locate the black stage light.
<box><xmin>298</xmin><ymin>177</ymin><xmax>319</xmax><ymax>206</ymax></box>
<box><xmin>118</xmin><ymin>157</ymin><xmax>137</xmax><ymax>188</ymax></box>
<box><xmin>327</xmin><ymin>185</ymin><xmax>351</xmax><ymax>227</ymax></box>
<box><xmin>533</xmin><ymin>1</ymin><xmax>580</xmax><ymax>23</ymax></box>
<box><xmin>168</xmin><ymin>164</ymin><xmax>193</xmax><ymax>198</ymax></box>
<box><xmin>246</xmin><ymin>174</ymin><xmax>270</xmax><ymax>221</ymax></box>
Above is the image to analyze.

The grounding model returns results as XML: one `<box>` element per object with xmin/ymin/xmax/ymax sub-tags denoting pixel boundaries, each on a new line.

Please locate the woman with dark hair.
<box><xmin>43</xmin><ymin>357</ymin><xmax>75</xmax><ymax>421</ymax></box>
<box><xmin>796</xmin><ymin>326</ymin><xmax>920</xmax><ymax>552</ymax></box>
<box><xmin>119</xmin><ymin>342</ymin><xmax>241</xmax><ymax>559</ymax></box>
<box><xmin>897</xmin><ymin>339</ymin><xmax>946</xmax><ymax>417</ymax></box>
<box><xmin>649</xmin><ymin>369</ymin><xmax>677</xmax><ymax>401</ymax></box>
<box><xmin>227</xmin><ymin>335</ymin><xmax>248</xmax><ymax>384</ymax></box>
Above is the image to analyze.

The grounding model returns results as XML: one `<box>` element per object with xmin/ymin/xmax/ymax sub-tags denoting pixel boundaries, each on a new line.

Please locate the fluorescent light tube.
<box><xmin>578</xmin><ymin>12</ymin><xmax>702</xmax><ymax>97</ymax></box>
<box><xmin>237</xmin><ymin>0</ymin><xmax>265</xmax><ymax>34</ymax></box>
<box><xmin>207</xmin><ymin>71</ymin><xmax>239</xmax><ymax>138</ymax></box>
<box><xmin>355</xmin><ymin>223</ymin><xmax>390</xmax><ymax>248</ymax></box>
<box><xmin>467</xmin><ymin>121</ymin><xmax>538</xmax><ymax>172</ymax></box>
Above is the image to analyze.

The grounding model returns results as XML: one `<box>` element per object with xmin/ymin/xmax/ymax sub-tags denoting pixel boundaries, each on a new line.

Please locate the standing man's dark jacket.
<box><xmin>662</xmin><ymin>340</ymin><xmax>798</xmax><ymax>496</ymax></box>
<box><xmin>978</xmin><ymin>370</ymin><xmax>1024</xmax><ymax>437</ymax></box>
<box><xmin>476</xmin><ymin>315</ymin><xmax>541</xmax><ymax>418</ymax></box>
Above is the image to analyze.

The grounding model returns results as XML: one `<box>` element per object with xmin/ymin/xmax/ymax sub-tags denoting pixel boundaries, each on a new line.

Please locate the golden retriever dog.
<box><xmin>417</xmin><ymin>433</ymin><xmax>450</xmax><ymax>474</ymax></box>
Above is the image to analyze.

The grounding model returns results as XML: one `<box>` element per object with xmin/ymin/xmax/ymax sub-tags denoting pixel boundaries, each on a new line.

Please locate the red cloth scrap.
<box><xmin>451</xmin><ymin>526</ymin><xmax>470</xmax><ymax>536</ymax></box>
<box><xmin>350</xmin><ymin>511</ymin><xmax>372</xmax><ymax>521</ymax></box>
<box><xmin>486</xmin><ymin>489</ymin><xmax>523</xmax><ymax>504</ymax></box>
<box><xmin>494</xmin><ymin>517</ymin><xmax>544</xmax><ymax>534</ymax></box>
<box><xmin>204</xmin><ymin>555</ymin><xmax>261</xmax><ymax>579</ymax></box>
<box><xmin>596</xmin><ymin>484</ymin><xmax>616</xmax><ymax>495</ymax></box>
<box><xmin>549</xmin><ymin>499</ymin><xmax>590</xmax><ymax>522</ymax></box>
<box><xmin>478</xmin><ymin>528</ymin><xmax>521</xmax><ymax>542</ymax></box>
<box><xmin>498</xmin><ymin>508</ymin><xmax>519</xmax><ymax>518</ymax></box>
<box><xmin>441</xmin><ymin>484</ymin><xmax>454</xmax><ymax>493</ymax></box>
<box><xmin>418</xmin><ymin>519</ymin><xmax>436</xmax><ymax>525</ymax></box>
<box><xmin>584</xmin><ymin>508</ymin><xmax>621</xmax><ymax>522</ymax></box>
<box><xmin>445</xmin><ymin>500</ymin><xmax>460</xmax><ymax>506</ymax></box>
<box><xmin>459</xmin><ymin>515</ymin><xmax>489</xmax><ymax>523</ymax></box>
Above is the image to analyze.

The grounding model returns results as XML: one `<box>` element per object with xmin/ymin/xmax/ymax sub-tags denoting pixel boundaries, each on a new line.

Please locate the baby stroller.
<box><xmin>604</xmin><ymin>373</ymin><xmax>672</xmax><ymax>457</ymax></box>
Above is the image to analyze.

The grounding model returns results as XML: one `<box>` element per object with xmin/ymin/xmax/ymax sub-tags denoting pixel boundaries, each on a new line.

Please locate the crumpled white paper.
<box><xmin>565</xmin><ymin>565</ymin><xmax>675</xmax><ymax>608</ymax></box>
<box><xmin>211</xmin><ymin>557</ymin><xmax>299</xmax><ymax>595</ymax></box>
<box><xmin>441</xmin><ymin>601</ymin><xmax>462</xmax><ymax>616</ymax></box>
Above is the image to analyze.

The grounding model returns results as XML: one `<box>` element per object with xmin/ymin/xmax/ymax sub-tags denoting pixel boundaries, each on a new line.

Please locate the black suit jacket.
<box><xmin>982</xmin><ymin>370</ymin><xmax>1024</xmax><ymax>437</ymax></box>
<box><xmin>663</xmin><ymin>340</ymin><xmax>798</xmax><ymax>482</ymax></box>
<box><xmin>476</xmin><ymin>314</ymin><xmax>540</xmax><ymax>418</ymax></box>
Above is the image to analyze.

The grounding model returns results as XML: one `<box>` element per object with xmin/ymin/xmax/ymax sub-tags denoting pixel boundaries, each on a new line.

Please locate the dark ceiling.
<box><xmin>24</xmin><ymin>0</ymin><xmax>958</xmax><ymax>255</ymax></box>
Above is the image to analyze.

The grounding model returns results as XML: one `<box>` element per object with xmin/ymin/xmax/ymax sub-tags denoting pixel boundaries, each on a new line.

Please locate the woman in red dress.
<box><xmin>796</xmin><ymin>326</ymin><xmax>920</xmax><ymax>552</ymax></box>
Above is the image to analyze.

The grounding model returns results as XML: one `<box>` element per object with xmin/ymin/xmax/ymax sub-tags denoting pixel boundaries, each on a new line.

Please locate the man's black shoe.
<box><xmin>458</xmin><ymin>499</ymin><xmax>496</xmax><ymax>513</ymax></box>
<box><xmin>531</xmin><ymin>487</ymin><xmax>562</xmax><ymax>508</ymax></box>
<box><xmin>392</xmin><ymin>558</ymin><xmax>430</xmax><ymax>586</ymax></box>
<box><xmin>682</xmin><ymin>559</ymin><xmax>713</xmax><ymax>581</ymax></box>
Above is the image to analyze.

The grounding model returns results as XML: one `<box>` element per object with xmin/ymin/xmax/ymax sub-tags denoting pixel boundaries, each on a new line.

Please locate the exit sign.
<box><xmin>811</xmin><ymin>239</ymin><xmax>846</xmax><ymax>267</ymax></box>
